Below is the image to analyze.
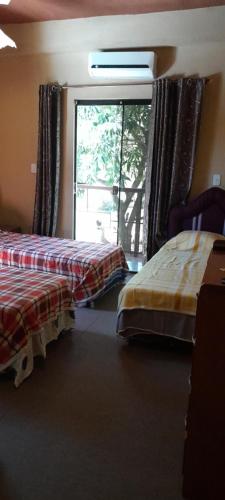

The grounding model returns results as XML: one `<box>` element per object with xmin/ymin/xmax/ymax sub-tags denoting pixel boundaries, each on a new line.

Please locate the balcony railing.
<box><xmin>74</xmin><ymin>183</ymin><xmax>145</xmax><ymax>257</ymax></box>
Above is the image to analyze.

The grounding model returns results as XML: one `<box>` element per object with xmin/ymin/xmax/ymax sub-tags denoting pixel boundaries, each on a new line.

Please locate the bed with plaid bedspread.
<box><xmin>0</xmin><ymin>231</ymin><xmax>128</xmax><ymax>304</ymax></box>
<box><xmin>0</xmin><ymin>265</ymin><xmax>75</xmax><ymax>386</ymax></box>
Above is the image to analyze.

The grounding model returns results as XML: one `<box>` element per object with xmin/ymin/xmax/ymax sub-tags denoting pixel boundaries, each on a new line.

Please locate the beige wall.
<box><xmin>0</xmin><ymin>7</ymin><xmax>225</xmax><ymax>235</ymax></box>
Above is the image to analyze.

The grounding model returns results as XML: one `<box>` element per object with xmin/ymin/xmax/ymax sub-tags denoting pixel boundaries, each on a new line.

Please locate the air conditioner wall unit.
<box><xmin>88</xmin><ymin>51</ymin><xmax>156</xmax><ymax>81</ymax></box>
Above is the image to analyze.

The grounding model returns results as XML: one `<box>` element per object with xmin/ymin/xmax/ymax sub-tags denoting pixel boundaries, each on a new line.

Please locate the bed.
<box><xmin>0</xmin><ymin>266</ymin><xmax>75</xmax><ymax>386</ymax></box>
<box><xmin>0</xmin><ymin>232</ymin><xmax>128</xmax><ymax>305</ymax></box>
<box><xmin>117</xmin><ymin>187</ymin><xmax>225</xmax><ymax>343</ymax></box>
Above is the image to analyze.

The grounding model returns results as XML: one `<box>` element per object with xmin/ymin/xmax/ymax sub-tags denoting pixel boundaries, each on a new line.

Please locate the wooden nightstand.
<box><xmin>0</xmin><ymin>224</ymin><xmax>21</xmax><ymax>233</ymax></box>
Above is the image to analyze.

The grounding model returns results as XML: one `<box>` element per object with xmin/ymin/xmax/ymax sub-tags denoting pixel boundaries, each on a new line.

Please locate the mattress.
<box><xmin>0</xmin><ymin>230</ymin><xmax>128</xmax><ymax>305</ymax></box>
<box><xmin>0</xmin><ymin>265</ymin><xmax>75</xmax><ymax>386</ymax></box>
<box><xmin>117</xmin><ymin>231</ymin><xmax>225</xmax><ymax>342</ymax></box>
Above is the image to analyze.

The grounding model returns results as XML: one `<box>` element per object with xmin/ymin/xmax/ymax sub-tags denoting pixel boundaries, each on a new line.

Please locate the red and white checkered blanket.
<box><xmin>0</xmin><ymin>231</ymin><xmax>128</xmax><ymax>303</ymax></box>
<box><xmin>0</xmin><ymin>266</ymin><xmax>74</xmax><ymax>366</ymax></box>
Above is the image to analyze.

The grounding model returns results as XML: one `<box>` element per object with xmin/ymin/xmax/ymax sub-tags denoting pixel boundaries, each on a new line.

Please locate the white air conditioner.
<box><xmin>88</xmin><ymin>51</ymin><xmax>156</xmax><ymax>81</ymax></box>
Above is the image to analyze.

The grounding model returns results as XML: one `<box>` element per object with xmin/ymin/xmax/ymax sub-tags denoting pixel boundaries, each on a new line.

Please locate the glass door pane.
<box><xmin>75</xmin><ymin>103</ymin><xmax>122</xmax><ymax>244</ymax></box>
<box><xmin>118</xmin><ymin>103</ymin><xmax>151</xmax><ymax>271</ymax></box>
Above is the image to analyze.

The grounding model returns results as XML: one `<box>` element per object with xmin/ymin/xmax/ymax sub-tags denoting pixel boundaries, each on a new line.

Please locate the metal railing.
<box><xmin>75</xmin><ymin>183</ymin><xmax>145</xmax><ymax>255</ymax></box>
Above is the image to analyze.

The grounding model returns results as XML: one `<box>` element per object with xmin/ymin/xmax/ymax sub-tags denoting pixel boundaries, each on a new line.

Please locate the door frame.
<box><xmin>73</xmin><ymin>99</ymin><xmax>151</xmax><ymax>242</ymax></box>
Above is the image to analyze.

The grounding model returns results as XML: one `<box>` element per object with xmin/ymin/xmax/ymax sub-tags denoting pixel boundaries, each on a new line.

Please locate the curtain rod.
<box><xmin>61</xmin><ymin>82</ymin><xmax>153</xmax><ymax>89</ymax></box>
<box><xmin>60</xmin><ymin>78</ymin><xmax>211</xmax><ymax>90</ymax></box>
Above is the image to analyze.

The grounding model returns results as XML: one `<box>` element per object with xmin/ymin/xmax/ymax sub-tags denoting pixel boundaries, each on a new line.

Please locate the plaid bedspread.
<box><xmin>0</xmin><ymin>266</ymin><xmax>74</xmax><ymax>366</ymax></box>
<box><xmin>0</xmin><ymin>231</ymin><xmax>128</xmax><ymax>303</ymax></box>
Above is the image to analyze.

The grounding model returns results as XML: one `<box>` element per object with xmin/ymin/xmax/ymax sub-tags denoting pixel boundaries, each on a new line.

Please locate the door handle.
<box><xmin>112</xmin><ymin>185</ymin><xmax>119</xmax><ymax>196</ymax></box>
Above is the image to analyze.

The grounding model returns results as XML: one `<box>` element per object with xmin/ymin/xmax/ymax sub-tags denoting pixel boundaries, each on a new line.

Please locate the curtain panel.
<box><xmin>143</xmin><ymin>77</ymin><xmax>205</xmax><ymax>260</ymax></box>
<box><xmin>32</xmin><ymin>83</ymin><xmax>62</xmax><ymax>237</ymax></box>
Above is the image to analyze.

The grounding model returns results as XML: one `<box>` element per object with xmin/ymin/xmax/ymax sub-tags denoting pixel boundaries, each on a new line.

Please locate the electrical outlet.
<box><xmin>212</xmin><ymin>174</ymin><xmax>221</xmax><ymax>186</ymax></box>
<box><xmin>31</xmin><ymin>163</ymin><xmax>37</xmax><ymax>174</ymax></box>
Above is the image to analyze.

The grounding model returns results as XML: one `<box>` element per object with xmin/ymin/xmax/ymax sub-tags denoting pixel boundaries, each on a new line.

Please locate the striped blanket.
<box><xmin>0</xmin><ymin>231</ymin><xmax>128</xmax><ymax>304</ymax></box>
<box><xmin>118</xmin><ymin>231</ymin><xmax>225</xmax><ymax>317</ymax></box>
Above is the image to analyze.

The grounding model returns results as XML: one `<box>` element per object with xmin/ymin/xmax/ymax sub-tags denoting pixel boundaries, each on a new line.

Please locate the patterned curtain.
<box><xmin>32</xmin><ymin>83</ymin><xmax>62</xmax><ymax>236</ymax></box>
<box><xmin>143</xmin><ymin>77</ymin><xmax>205</xmax><ymax>260</ymax></box>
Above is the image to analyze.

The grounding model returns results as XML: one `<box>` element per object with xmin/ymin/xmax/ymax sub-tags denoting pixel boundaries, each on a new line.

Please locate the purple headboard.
<box><xmin>168</xmin><ymin>187</ymin><xmax>225</xmax><ymax>239</ymax></box>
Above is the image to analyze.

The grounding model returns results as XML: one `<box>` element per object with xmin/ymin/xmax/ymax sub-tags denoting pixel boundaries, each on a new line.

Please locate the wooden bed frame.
<box><xmin>168</xmin><ymin>187</ymin><xmax>225</xmax><ymax>238</ymax></box>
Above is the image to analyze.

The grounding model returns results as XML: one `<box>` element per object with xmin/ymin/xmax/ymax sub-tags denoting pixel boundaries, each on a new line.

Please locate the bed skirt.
<box><xmin>117</xmin><ymin>308</ymin><xmax>195</xmax><ymax>343</ymax></box>
<box><xmin>0</xmin><ymin>311</ymin><xmax>75</xmax><ymax>387</ymax></box>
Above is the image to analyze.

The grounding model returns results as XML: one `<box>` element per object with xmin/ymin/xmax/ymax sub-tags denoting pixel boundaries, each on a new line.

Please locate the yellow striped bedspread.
<box><xmin>118</xmin><ymin>231</ymin><xmax>225</xmax><ymax>317</ymax></box>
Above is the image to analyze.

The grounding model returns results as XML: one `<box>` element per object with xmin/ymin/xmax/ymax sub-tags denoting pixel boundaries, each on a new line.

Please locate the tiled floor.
<box><xmin>126</xmin><ymin>254</ymin><xmax>143</xmax><ymax>273</ymax></box>
<box><xmin>75</xmin><ymin>282</ymin><xmax>121</xmax><ymax>336</ymax></box>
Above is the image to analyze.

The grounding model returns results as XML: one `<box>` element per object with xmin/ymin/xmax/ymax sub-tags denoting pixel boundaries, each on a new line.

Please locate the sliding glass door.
<box><xmin>74</xmin><ymin>100</ymin><xmax>151</xmax><ymax>270</ymax></box>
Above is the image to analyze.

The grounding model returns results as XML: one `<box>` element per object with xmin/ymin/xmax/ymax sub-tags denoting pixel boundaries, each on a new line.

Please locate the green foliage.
<box><xmin>76</xmin><ymin>104</ymin><xmax>122</xmax><ymax>186</ymax></box>
<box><xmin>121</xmin><ymin>104</ymin><xmax>150</xmax><ymax>186</ymax></box>
<box><xmin>99</xmin><ymin>200</ymin><xmax>115</xmax><ymax>212</ymax></box>
<box><xmin>76</xmin><ymin>103</ymin><xmax>151</xmax><ymax>189</ymax></box>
